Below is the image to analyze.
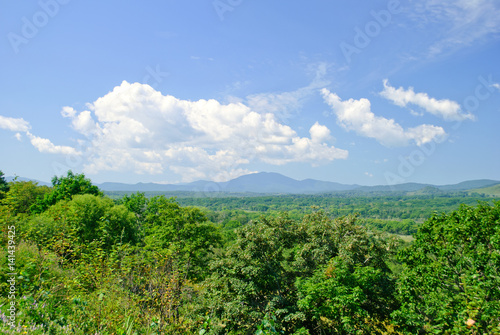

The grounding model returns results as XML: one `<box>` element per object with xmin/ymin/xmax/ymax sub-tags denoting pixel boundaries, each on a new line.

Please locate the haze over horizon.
<box><xmin>1</xmin><ymin>1</ymin><xmax>499</xmax><ymax>186</ymax></box>
<box><xmin>5</xmin><ymin>171</ymin><xmax>500</xmax><ymax>190</ymax></box>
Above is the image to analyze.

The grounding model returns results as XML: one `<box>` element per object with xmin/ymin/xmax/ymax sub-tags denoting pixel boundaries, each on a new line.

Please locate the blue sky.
<box><xmin>1</xmin><ymin>0</ymin><xmax>499</xmax><ymax>186</ymax></box>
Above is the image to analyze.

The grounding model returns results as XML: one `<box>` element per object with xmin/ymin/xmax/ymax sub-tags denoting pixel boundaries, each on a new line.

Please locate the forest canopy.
<box><xmin>0</xmin><ymin>170</ymin><xmax>499</xmax><ymax>334</ymax></box>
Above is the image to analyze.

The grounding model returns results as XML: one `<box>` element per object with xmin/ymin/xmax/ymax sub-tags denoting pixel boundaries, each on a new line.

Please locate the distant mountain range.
<box><xmin>98</xmin><ymin>173</ymin><xmax>500</xmax><ymax>194</ymax></box>
<box><xmin>5</xmin><ymin>176</ymin><xmax>51</xmax><ymax>187</ymax></box>
<box><xmin>96</xmin><ymin>172</ymin><xmax>358</xmax><ymax>193</ymax></box>
<box><xmin>9</xmin><ymin>172</ymin><xmax>498</xmax><ymax>195</ymax></box>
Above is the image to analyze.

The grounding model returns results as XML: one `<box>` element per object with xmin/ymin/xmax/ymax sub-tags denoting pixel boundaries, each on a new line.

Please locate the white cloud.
<box><xmin>410</xmin><ymin>110</ymin><xmax>424</xmax><ymax>117</ymax></box>
<box><xmin>246</xmin><ymin>62</ymin><xmax>331</xmax><ymax>122</ymax></box>
<box><xmin>246</xmin><ymin>90</ymin><xmax>306</xmax><ymax>122</ymax></box>
<box><xmin>310</xmin><ymin>122</ymin><xmax>331</xmax><ymax>143</ymax></box>
<box><xmin>405</xmin><ymin>124</ymin><xmax>448</xmax><ymax>146</ymax></box>
<box><xmin>0</xmin><ymin>115</ymin><xmax>31</xmax><ymax>132</ymax></box>
<box><xmin>26</xmin><ymin>132</ymin><xmax>81</xmax><ymax>156</ymax></box>
<box><xmin>61</xmin><ymin>106</ymin><xmax>77</xmax><ymax>118</ymax></box>
<box><xmin>321</xmin><ymin>88</ymin><xmax>446</xmax><ymax>147</ymax></box>
<box><xmin>380</xmin><ymin>80</ymin><xmax>474</xmax><ymax>121</ymax></box>
<box><xmin>409</xmin><ymin>0</ymin><xmax>500</xmax><ymax>57</ymax></box>
<box><xmin>62</xmin><ymin>81</ymin><xmax>348</xmax><ymax>182</ymax></box>
<box><xmin>492</xmin><ymin>83</ymin><xmax>500</xmax><ymax>92</ymax></box>
<box><xmin>1</xmin><ymin>114</ymin><xmax>82</xmax><ymax>156</ymax></box>
<box><xmin>62</xmin><ymin>109</ymin><xmax>98</xmax><ymax>136</ymax></box>
<box><xmin>190</xmin><ymin>56</ymin><xmax>214</xmax><ymax>61</ymax></box>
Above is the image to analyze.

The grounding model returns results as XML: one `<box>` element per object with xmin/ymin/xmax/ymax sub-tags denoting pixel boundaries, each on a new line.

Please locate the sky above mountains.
<box><xmin>1</xmin><ymin>0</ymin><xmax>499</xmax><ymax>185</ymax></box>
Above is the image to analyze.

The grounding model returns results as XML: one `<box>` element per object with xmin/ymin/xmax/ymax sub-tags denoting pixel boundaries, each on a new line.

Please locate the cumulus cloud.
<box><xmin>61</xmin><ymin>81</ymin><xmax>347</xmax><ymax>182</ymax></box>
<box><xmin>380</xmin><ymin>80</ymin><xmax>474</xmax><ymax>121</ymax></box>
<box><xmin>321</xmin><ymin>88</ymin><xmax>446</xmax><ymax>147</ymax></box>
<box><xmin>310</xmin><ymin>122</ymin><xmax>331</xmax><ymax>143</ymax></box>
<box><xmin>26</xmin><ymin>132</ymin><xmax>81</xmax><ymax>156</ymax></box>
<box><xmin>0</xmin><ymin>115</ymin><xmax>31</xmax><ymax>132</ymax></box>
<box><xmin>492</xmin><ymin>83</ymin><xmax>500</xmax><ymax>92</ymax></box>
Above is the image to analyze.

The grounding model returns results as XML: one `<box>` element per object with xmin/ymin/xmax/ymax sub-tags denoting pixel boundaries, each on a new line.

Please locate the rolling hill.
<box><xmin>469</xmin><ymin>184</ymin><xmax>500</xmax><ymax>197</ymax></box>
<box><xmin>6</xmin><ymin>173</ymin><xmax>500</xmax><ymax>196</ymax></box>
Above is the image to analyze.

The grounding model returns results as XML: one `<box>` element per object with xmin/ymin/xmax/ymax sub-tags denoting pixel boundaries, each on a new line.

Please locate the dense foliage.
<box><xmin>393</xmin><ymin>202</ymin><xmax>500</xmax><ymax>334</ymax></box>
<box><xmin>29</xmin><ymin>171</ymin><xmax>102</xmax><ymax>214</ymax></box>
<box><xmin>106</xmin><ymin>192</ymin><xmax>491</xmax><ymax>236</ymax></box>
<box><xmin>149</xmin><ymin>192</ymin><xmax>489</xmax><ymax>221</ymax></box>
<box><xmin>201</xmin><ymin>212</ymin><xmax>397</xmax><ymax>334</ymax></box>
<box><xmin>0</xmin><ymin>171</ymin><xmax>8</xmax><ymax>199</ymax></box>
<box><xmin>1</xmin><ymin>170</ymin><xmax>499</xmax><ymax>334</ymax></box>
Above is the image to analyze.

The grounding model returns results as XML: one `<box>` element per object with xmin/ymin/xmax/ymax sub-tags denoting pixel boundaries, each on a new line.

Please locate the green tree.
<box><xmin>296</xmin><ymin>257</ymin><xmax>396</xmax><ymax>334</ymax></box>
<box><xmin>119</xmin><ymin>192</ymin><xmax>148</xmax><ymax>219</ymax></box>
<box><xmin>201</xmin><ymin>214</ymin><xmax>300</xmax><ymax>334</ymax></box>
<box><xmin>143</xmin><ymin>196</ymin><xmax>221</xmax><ymax>280</ymax></box>
<box><xmin>0</xmin><ymin>181</ymin><xmax>51</xmax><ymax>243</ymax></box>
<box><xmin>201</xmin><ymin>211</ymin><xmax>396</xmax><ymax>334</ymax></box>
<box><xmin>0</xmin><ymin>170</ymin><xmax>9</xmax><ymax>198</ymax></box>
<box><xmin>393</xmin><ymin>202</ymin><xmax>500</xmax><ymax>334</ymax></box>
<box><xmin>0</xmin><ymin>180</ymin><xmax>51</xmax><ymax>216</ymax></box>
<box><xmin>30</xmin><ymin>170</ymin><xmax>102</xmax><ymax>214</ymax></box>
<box><xmin>25</xmin><ymin>194</ymin><xmax>138</xmax><ymax>254</ymax></box>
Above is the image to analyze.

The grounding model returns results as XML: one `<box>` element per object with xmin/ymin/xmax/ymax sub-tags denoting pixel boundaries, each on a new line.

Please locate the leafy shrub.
<box><xmin>201</xmin><ymin>212</ymin><xmax>396</xmax><ymax>334</ymax></box>
<box><xmin>24</xmin><ymin>194</ymin><xmax>138</xmax><ymax>257</ymax></box>
<box><xmin>393</xmin><ymin>201</ymin><xmax>500</xmax><ymax>334</ymax></box>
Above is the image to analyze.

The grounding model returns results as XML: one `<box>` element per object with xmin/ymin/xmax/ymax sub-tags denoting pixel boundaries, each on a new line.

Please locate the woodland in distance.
<box><xmin>0</xmin><ymin>170</ymin><xmax>499</xmax><ymax>334</ymax></box>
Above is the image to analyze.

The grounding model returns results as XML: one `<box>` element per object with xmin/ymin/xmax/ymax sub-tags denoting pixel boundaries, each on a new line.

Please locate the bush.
<box><xmin>393</xmin><ymin>202</ymin><xmax>500</xmax><ymax>334</ymax></box>
<box><xmin>24</xmin><ymin>194</ymin><xmax>138</xmax><ymax>257</ymax></box>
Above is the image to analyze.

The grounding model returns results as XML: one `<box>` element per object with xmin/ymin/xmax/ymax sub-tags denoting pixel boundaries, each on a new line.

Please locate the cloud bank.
<box><xmin>60</xmin><ymin>81</ymin><xmax>348</xmax><ymax>182</ymax></box>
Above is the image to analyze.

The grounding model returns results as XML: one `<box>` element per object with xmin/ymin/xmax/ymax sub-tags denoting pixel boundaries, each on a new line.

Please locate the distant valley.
<box><xmin>8</xmin><ymin>172</ymin><xmax>500</xmax><ymax>196</ymax></box>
